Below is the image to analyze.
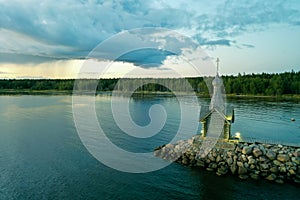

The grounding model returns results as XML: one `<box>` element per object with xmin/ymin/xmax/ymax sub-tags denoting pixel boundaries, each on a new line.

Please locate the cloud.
<box><xmin>242</xmin><ymin>44</ymin><xmax>255</xmax><ymax>48</ymax></box>
<box><xmin>116</xmin><ymin>48</ymin><xmax>176</xmax><ymax>67</ymax></box>
<box><xmin>0</xmin><ymin>53</ymin><xmax>59</xmax><ymax>64</ymax></box>
<box><xmin>0</xmin><ymin>0</ymin><xmax>300</xmax><ymax>65</ymax></box>
<box><xmin>201</xmin><ymin>39</ymin><xmax>232</xmax><ymax>46</ymax></box>
<box><xmin>293</xmin><ymin>21</ymin><xmax>300</xmax><ymax>26</ymax></box>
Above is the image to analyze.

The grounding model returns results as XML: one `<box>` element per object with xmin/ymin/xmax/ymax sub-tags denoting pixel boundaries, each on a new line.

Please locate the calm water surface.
<box><xmin>0</xmin><ymin>95</ymin><xmax>299</xmax><ymax>199</ymax></box>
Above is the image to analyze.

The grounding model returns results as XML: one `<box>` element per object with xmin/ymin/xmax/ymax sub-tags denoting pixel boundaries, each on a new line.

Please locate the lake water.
<box><xmin>0</xmin><ymin>95</ymin><xmax>299</xmax><ymax>199</ymax></box>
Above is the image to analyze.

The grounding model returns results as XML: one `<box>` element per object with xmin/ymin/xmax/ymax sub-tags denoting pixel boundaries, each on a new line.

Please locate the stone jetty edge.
<box><xmin>154</xmin><ymin>135</ymin><xmax>300</xmax><ymax>185</ymax></box>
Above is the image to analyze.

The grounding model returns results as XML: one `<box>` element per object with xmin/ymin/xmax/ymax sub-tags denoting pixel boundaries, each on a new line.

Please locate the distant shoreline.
<box><xmin>0</xmin><ymin>71</ymin><xmax>299</xmax><ymax>97</ymax></box>
<box><xmin>0</xmin><ymin>89</ymin><xmax>299</xmax><ymax>101</ymax></box>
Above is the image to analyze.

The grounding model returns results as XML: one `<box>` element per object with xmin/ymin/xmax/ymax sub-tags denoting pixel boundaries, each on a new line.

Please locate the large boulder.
<box><xmin>266</xmin><ymin>150</ymin><xmax>276</xmax><ymax>160</ymax></box>
<box><xmin>238</xmin><ymin>166</ymin><xmax>248</xmax><ymax>174</ymax></box>
<box><xmin>242</xmin><ymin>146</ymin><xmax>252</xmax><ymax>155</ymax></box>
<box><xmin>270</xmin><ymin>166</ymin><xmax>278</xmax><ymax>173</ymax></box>
<box><xmin>253</xmin><ymin>148</ymin><xmax>262</xmax><ymax>157</ymax></box>
<box><xmin>266</xmin><ymin>173</ymin><xmax>277</xmax><ymax>181</ymax></box>
<box><xmin>196</xmin><ymin>160</ymin><xmax>205</xmax><ymax>167</ymax></box>
<box><xmin>217</xmin><ymin>166</ymin><xmax>228</xmax><ymax>175</ymax></box>
<box><xmin>273</xmin><ymin>160</ymin><xmax>282</xmax><ymax>166</ymax></box>
<box><xmin>293</xmin><ymin>151</ymin><xmax>300</xmax><ymax>157</ymax></box>
<box><xmin>227</xmin><ymin>157</ymin><xmax>233</xmax><ymax>165</ymax></box>
<box><xmin>292</xmin><ymin>157</ymin><xmax>300</xmax><ymax>165</ymax></box>
<box><xmin>250</xmin><ymin>173</ymin><xmax>260</xmax><ymax>180</ymax></box>
<box><xmin>239</xmin><ymin>174</ymin><xmax>249</xmax><ymax>179</ymax></box>
<box><xmin>260</xmin><ymin>163</ymin><xmax>269</xmax><ymax>170</ymax></box>
<box><xmin>230</xmin><ymin>163</ymin><xmax>237</xmax><ymax>174</ymax></box>
<box><xmin>277</xmin><ymin>154</ymin><xmax>290</xmax><ymax>162</ymax></box>
<box><xmin>237</xmin><ymin>161</ymin><xmax>244</xmax><ymax>167</ymax></box>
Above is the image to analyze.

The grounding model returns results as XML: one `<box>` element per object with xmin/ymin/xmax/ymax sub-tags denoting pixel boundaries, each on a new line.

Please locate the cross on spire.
<box><xmin>216</xmin><ymin>57</ymin><xmax>220</xmax><ymax>75</ymax></box>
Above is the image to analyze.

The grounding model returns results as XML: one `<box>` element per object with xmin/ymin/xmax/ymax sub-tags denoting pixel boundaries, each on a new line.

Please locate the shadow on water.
<box><xmin>186</xmin><ymin>166</ymin><xmax>300</xmax><ymax>200</ymax></box>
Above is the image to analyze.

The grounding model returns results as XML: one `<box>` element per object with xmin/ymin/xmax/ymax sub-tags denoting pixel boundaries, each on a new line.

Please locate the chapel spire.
<box><xmin>209</xmin><ymin>57</ymin><xmax>224</xmax><ymax>112</ymax></box>
<box><xmin>216</xmin><ymin>57</ymin><xmax>220</xmax><ymax>76</ymax></box>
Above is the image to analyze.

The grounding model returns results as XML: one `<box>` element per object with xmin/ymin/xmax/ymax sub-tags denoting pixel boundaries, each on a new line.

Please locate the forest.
<box><xmin>0</xmin><ymin>71</ymin><xmax>299</xmax><ymax>96</ymax></box>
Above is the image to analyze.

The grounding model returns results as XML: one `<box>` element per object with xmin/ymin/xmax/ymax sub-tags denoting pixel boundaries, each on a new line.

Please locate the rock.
<box><xmin>254</xmin><ymin>170</ymin><xmax>260</xmax><ymax>175</ymax></box>
<box><xmin>266</xmin><ymin>151</ymin><xmax>277</xmax><ymax>160</ymax></box>
<box><xmin>218</xmin><ymin>161</ymin><xmax>226</xmax><ymax>166</ymax></box>
<box><xmin>285</xmin><ymin>161</ymin><xmax>293</xmax><ymax>167</ymax></box>
<box><xmin>273</xmin><ymin>160</ymin><xmax>282</xmax><ymax>166</ymax></box>
<box><xmin>216</xmin><ymin>155</ymin><xmax>222</xmax><ymax>163</ymax></box>
<box><xmin>238</xmin><ymin>166</ymin><xmax>247</xmax><ymax>174</ymax></box>
<box><xmin>270</xmin><ymin>166</ymin><xmax>278</xmax><ymax>173</ymax></box>
<box><xmin>242</xmin><ymin>146</ymin><xmax>252</xmax><ymax>155</ymax></box>
<box><xmin>239</xmin><ymin>174</ymin><xmax>249</xmax><ymax>180</ymax></box>
<box><xmin>261</xmin><ymin>172</ymin><xmax>268</xmax><ymax>177</ymax></box>
<box><xmin>196</xmin><ymin>160</ymin><xmax>205</xmax><ymax>167</ymax></box>
<box><xmin>216</xmin><ymin>172</ymin><xmax>222</xmax><ymax>176</ymax></box>
<box><xmin>227</xmin><ymin>157</ymin><xmax>233</xmax><ymax>165</ymax></box>
<box><xmin>206</xmin><ymin>168</ymin><xmax>214</xmax><ymax>172</ymax></box>
<box><xmin>292</xmin><ymin>157</ymin><xmax>300</xmax><ymax>165</ymax></box>
<box><xmin>230</xmin><ymin>163</ymin><xmax>237</xmax><ymax>174</ymax></box>
<box><xmin>241</xmin><ymin>155</ymin><xmax>248</xmax><ymax>162</ymax></box>
<box><xmin>248</xmin><ymin>158</ymin><xmax>256</xmax><ymax>165</ymax></box>
<box><xmin>292</xmin><ymin>151</ymin><xmax>300</xmax><ymax>157</ymax></box>
<box><xmin>277</xmin><ymin>154</ymin><xmax>290</xmax><ymax>162</ymax></box>
<box><xmin>266</xmin><ymin>174</ymin><xmax>277</xmax><ymax>181</ymax></box>
<box><xmin>259</xmin><ymin>156</ymin><xmax>268</xmax><ymax>162</ymax></box>
<box><xmin>279</xmin><ymin>166</ymin><xmax>287</xmax><ymax>173</ymax></box>
<box><xmin>289</xmin><ymin>169</ymin><xmax>296</xmax><ymax>175</ymax></box>
<box><xmin>227</xmin><ymin>151</ymin><xmax>234</xmax><ymax>157</ymax></box>
<box><xmin>217</xmin><ymin>166</ymin><xmax>228</xmax><ymax>175</ymax></box>
<box><xmin>212</xmin><ymin>149</ymin><xmax>217</xmax><ymax>157</ymax></box>
<box><xmin>189</xmin><ymin>154</ymin><xmax>195</xmax><ymax>160</ymax></box>
<box><xmin>182</xmin><ymin>158</ymin><xmax>189</xmax><ymax>165</ymax></box>
<box><xmin>250</xmin><ymin>174</ymin><xmax>260</xmax><ymax>180</ymax></box>
<box><xmin>258</xmin><ymin>145</ymin><xmax>266</xmax><ymax>155</ymax></box>
<box><xmin>209</xmin><ymin>163</ymin><xmax>218</xmax><ymax>169</ymax></box>
<box><xmin>235</xmin><ymin>146</ymin><xmax>242</xmax><ymax>153</ymax></box>
<box><xmin>253</xmin><ymin>148</ymin><xmax>262</xmax><ymax>157</ymax></box>
<box><xmin>275</xmin><ymin>179</ymin><xmax>284</xmax><ymax>184</ymax></box>
<box><xmin>190</xmin><ymin>158</ymin><xmax>196</xmax><ymax>166</ymax></box>
<box><xmin>260</xmin><ymin>163</ymin><xmax>269</xmax><ymax>170</ymax></box>
<box><xmin>209</xmin><ymin>155</ymin><xmax>216</xmax><ymax>162</ymax></box>
<box><xmin>294</xmin><ymin>178</ymin><xmax>300</xmax><ymax>184</ymax></box>
<box><xmin>250</xmin><ymin>164</ymin><xmax>256</xmax><ymax>169</ymax></box>
<box><xmin>165</xmin><ymin>144</ymin><xmax>173</xmax><ymax>149</ymax></box>
<box><xmin>153</xmin><ymin>150</ymin><xmax>160</xmax><ymax>157</ymax></box>
<box><xmin>237</xmin><ymin>161</ymin><xmax>244</xmax><ymax>167</ymax></box>
<box><xmin>157</xmin><ymin>139</ymin><xmax>300</xmax><ymax>185</ymax></box>
<box><xmin>233</xmin><ymin>155</ymin><xmax>238</xmax><ymax>161</ymax></box>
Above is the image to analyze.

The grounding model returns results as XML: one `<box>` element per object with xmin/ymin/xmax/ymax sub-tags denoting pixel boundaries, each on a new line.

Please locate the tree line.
<box><xmin>0</xmin><ymin>70</ymin><xmax>299</xmax><ymax>96</ymax></box>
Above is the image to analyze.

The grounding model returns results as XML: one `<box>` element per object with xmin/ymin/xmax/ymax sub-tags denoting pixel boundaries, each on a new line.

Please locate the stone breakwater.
<box><xmin>154</xmin><ymin>135</ymin><xmax>300</xmax><ymax>184</ymax></box>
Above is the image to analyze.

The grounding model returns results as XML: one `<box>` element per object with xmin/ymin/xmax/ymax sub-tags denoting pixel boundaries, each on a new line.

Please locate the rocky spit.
<box><xmin>154</xmin><ymin>135</ymin><xmax>300</xmax><ymax>185</ymax></box>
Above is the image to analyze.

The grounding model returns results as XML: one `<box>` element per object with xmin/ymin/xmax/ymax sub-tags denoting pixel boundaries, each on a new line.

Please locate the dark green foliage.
<box><xmin>0</xmin><ymin>70</ymin><xmax>299</xmax><ymax>96</ymax></box>
<box><xmin>221</xmin><ymin>71</ymin><xmax>299</xmax><ymax>95</ymax></box>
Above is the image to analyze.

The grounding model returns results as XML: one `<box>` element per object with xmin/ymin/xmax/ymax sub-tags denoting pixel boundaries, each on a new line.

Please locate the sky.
<box><xmin>0</xmin><ymin>0</ymin><xmax>300</xmax><ymax>79</ymax></box>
